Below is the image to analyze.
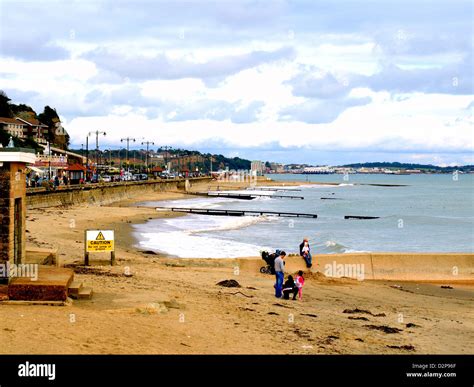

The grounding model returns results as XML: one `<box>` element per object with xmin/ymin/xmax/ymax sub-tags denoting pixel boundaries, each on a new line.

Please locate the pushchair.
<box><xmin>260</xmin><ymin>250</ymin><xmax>281</xmax><ymax>274</ymax></box>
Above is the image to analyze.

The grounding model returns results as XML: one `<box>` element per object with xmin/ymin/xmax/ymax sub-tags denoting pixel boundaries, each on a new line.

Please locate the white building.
<box><xmin>251</xmin><ymin>160</ymin><xmax>265</xmax><ymax>176</ymax></box>
<box><xmin>303</xmin><ymin>166</ymin><xmax>334</xmax><ymax>174</ymax></box>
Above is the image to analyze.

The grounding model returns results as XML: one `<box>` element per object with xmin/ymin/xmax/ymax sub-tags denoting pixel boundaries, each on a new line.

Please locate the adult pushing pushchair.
<box><xmin>260</xmin><ymin>249</ymin><xmax>282</xmax><ymax>274</ymax></box>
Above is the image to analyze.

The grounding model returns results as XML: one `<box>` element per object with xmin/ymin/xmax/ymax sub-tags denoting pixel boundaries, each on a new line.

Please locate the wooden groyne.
<box><xmin>365</xmin><ymin>184</ymin><xmax>408</xmax><ymax>187</ymax></box>
<box><xmin>156</xmin><ymin>207</ymin><xmax>318</xmax><ymax>218</ymax></box>
<box><xmin>185</xmin><ymin>191</ymin><xmax>304</xmax><ymax>200</ymax></box>
<box><xmin>156</xmin><ymin>206</ymin><xmax>385</xmax><ymax>220</ymax></box>
<box><xmin>345</xmin><ymin>215</ymin><xmax>380</xmax><ymax>220</ymax></box>
<box><xmin>208</xmin><ymin>192</ymin><xmax>304</xmax><ymax>200</ymax></box>
<box><xmin>246</xmin><ymin>187</ymin><xmax>302</xmax><ymax>192</ymax></box>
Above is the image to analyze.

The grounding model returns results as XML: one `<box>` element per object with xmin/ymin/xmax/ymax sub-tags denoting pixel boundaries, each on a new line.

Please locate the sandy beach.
<box><xmin>0</xmin><ymin>181</ymin><xmax>473</xmax><ymax>355</ymax></box>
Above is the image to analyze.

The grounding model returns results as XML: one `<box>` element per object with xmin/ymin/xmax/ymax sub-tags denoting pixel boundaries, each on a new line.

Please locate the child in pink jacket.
<box><xmin>295</xmin><ymin>270</ymin><xmax>305</xmax><ymax>300</ymax></box>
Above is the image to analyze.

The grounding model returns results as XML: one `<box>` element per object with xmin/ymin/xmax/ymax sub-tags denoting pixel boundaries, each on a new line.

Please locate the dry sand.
<box><xmin>0</xmin><ymin>182</ymin><xmax>473</xmax><ymax>354</ymax></box>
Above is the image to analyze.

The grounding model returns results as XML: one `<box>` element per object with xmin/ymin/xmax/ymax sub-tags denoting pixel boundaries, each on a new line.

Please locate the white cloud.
<box><xmin>0</xmin><ymin>0</ymin><xmax>472</xmax><ymax>165</ymax></box>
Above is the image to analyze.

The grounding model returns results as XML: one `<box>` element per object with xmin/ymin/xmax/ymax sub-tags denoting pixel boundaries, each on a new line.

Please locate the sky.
<box><xmin>0</xmin><ymin>0</ymin><xmax>472</xmax><ymax>166</ymax></box>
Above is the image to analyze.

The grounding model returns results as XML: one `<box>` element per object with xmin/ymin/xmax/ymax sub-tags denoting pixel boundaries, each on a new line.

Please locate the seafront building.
<box><xmin>251</xmin><ymin>160</ymin><xmax>265</xmax><ymax>176</ymax></box>
<box><xmin>0</xmin><ymin>116</ymin><xmax>49</xmax><ymax>144</ymax></box>
<box><xmin>32</xmin><ymin>144</ymin><xmax>86</xmax><ymax>179</ymax></box>
<box><xmin>166</xmin><ymin>154</ymin><xmax>205</xmax><ymax>173</ymax></box>
<box><xmin>267</xmin><ymin>162</ymin><xmax>285</xmax><ymax>173</ymax></box>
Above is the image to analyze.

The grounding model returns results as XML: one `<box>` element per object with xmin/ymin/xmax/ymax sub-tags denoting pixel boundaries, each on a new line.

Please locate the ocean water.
<box><xmin>133</xmin><ymin>174</ymin><xmax>474</xmax><ymax>258</ymax></box>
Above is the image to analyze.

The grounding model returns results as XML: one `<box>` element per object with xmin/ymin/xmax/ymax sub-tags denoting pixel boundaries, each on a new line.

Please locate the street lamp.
<box><xmin>105</xmin><ymin>148</ymin><xmax>112</xmax><ymax>167</ymax></box>
<box><xmin>85</xmin><ymin>135</ymin><xmax>89</xmax><ymax>181</ymax></box>
<box><xmin>121</xmin><ymin>137</ymin><xmax>136</xmax><ymax>174</ymax></box>
<box><xmin>47</xmin><ymin>141</ymin><xmax>52</xmax><ymax>180</ymax></box>
<box><xmin>141</xmin><ymin>141</ymin><xmax>154</xmax><ymax>173</ymax></box>
<box><xmin>88</xmin><ymin>130</ymin><xmax>106</xmax><ymax>179</ymax></box>
<box><xmin>161</xmin><ymin>145</ymin><xmax>172</xmax><ymax>172</ymax></box>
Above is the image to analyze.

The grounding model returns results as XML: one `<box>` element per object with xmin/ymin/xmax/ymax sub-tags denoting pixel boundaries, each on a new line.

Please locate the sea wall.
<box><xmin>26</xmin><ymin>177</ymin><xmax>212</xmax><ymax>209</ymax></box>
<box><xmin>237</xmin><ymin>252</ymin><xmax>474</xmax><ymax>282</ymax></box>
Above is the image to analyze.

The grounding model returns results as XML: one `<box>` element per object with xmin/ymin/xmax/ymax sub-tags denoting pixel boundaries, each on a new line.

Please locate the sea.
<box><xmin>133</xmin><ymin>173</ymin><xmax>474</xmax><ymax>258</ymax></box>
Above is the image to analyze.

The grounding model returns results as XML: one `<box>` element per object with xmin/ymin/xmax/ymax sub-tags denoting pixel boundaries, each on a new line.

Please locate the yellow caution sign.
<box><xmin>86</xmin><ymin>230</ymin><xmax>114</xmax><ymax>252</ymax></box>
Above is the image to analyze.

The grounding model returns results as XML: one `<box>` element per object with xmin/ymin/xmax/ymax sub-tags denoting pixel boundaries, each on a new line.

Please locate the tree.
<box><xmin>38</xmin><ymin>105</ymin><xmax>68</xmax><ymax>149</ymax></box>
<box><xmin>38</xmin><ymin>105</ymin><xmax>59</xmax><ymax>131</ymax></box>
<box><xmin>0</xmin><ymin>90</ymin><xmax>13</xmax><ymax>118</ymax></box>
<box><xmin>10</xmin><ymin>103</ymin><xmax>36</xmax><ymax>117</ymax></box>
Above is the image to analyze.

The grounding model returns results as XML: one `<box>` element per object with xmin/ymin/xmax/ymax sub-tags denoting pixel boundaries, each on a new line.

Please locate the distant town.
<box><xmin>254</xmin><ymin>161</ymin><xmax>474</xmax><ymax>175</ymax></box>
<box><xmin>1</xmin><ymin>90</ymin><xmax>472</xmax><ymax>188</ymax></box>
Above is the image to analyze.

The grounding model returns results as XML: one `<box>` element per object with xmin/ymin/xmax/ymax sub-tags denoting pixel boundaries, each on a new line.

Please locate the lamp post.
<box><xmin>85</xmin><ymin>136</ymin><xmax>89</xmax><ymax>181</ymax></box>
<box><xmin>104</xmin><ymin>148</ymin><xmax>112</xmax><ymax>168</ymax></box>
<box><xmin>141</xmin><ymin>141</ymin><xmax>154</xmax><ymax>173</ymax></box>
<box><xmin>47</xmin><ymin>141</ymin><xmax>52</xmax><ymax>180</ymax></box>
<box><xmin>161</xmin><ymin>146</ymin><xmax>172</xmax><ymax>172</ymax></box>
<box><xmin>89</xmin><ymin>130</ymin><xmax>106</xmax><ymax>179</ymax></box>
<box><xmin>121</xmin><ymin>137</ymin><xmax>136</xmax><ymax>174</ymax></box>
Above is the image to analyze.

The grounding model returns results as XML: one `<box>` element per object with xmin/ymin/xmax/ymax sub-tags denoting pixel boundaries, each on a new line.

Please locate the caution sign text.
<box><xmin>86</xmin><ymin>230</ymin><xmax>115</xmax><ymax>252</ymax></box>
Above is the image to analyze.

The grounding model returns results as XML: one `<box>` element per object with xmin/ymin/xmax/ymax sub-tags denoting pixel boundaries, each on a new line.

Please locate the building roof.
<box><xmin>0</xmin><ymin>116</ymin><xmax>48</xmax><ymax>128</ymax></box>
<box><xmin>66</xmin><ymin>163</ymin><xmax>86</xmax><ymax>171</ymax></box>
<box><xmin>15</xmin><ymin>117</ymin><xmax>48</xmax><ymax>127</ymax></box>
<box><xmin>151</xmin><ymin>166</ymin><xmax>164</xmax><ymax>172</ymax></box>
<box><xmin>39</xmin><ymin>144</ymin><xmax>87</xmax><ymax>162</ymax></box>
<box><xmin>0</xmin><ymin>117</ymin><xmax>24</xmax><ymax>125</ymax></box>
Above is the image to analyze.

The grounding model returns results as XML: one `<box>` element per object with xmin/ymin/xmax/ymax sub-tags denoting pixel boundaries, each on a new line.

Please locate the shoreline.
<box><xmin>110</xmin><ymin>183</ymin><xmax>473</xmax><ymax>281</ymax></box>
<box><xmin>0</xmin><ymin>179</ymin><xmax>472</xmax><ymax>354</ymax></box>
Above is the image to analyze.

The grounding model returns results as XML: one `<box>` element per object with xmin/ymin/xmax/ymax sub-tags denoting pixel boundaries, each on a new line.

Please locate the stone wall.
<box><xmin>0</xmin><ymin>162</ymin><xmax>27</xmax><ymax>267</ymax></box>
<box><xmin>237</xmin><ymin>252</ymin><xmax>474</xmax><ymax>282</ymax></box>
<box><xmin>26</xmin><ymin>177</ymin><xmax>212</xmax><ymax>209</ymax></box>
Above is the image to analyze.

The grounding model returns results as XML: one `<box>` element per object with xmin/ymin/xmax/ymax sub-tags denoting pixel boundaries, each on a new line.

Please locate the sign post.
<box><xmin>84</xmin><ymin>230</ymin><xmax>115</xmax><ymax>266</ymax></box>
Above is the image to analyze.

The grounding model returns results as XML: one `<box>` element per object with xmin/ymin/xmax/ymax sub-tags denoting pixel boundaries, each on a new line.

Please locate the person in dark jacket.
<box><xmin>282</xmin><ymin>275</ymin><xmax>298</xmax><ymax>300</ymax></box>
<box><xmin>299</xmin><ymin>238</ymin><xmax>313</xmax><ymax>268</ymax></box>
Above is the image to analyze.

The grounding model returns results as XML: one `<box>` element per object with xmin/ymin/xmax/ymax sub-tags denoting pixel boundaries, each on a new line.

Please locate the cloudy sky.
<box><xmin>0</xmin><ymin>0</ymin><xmax>472</xmax><ymax>165</ymax></box>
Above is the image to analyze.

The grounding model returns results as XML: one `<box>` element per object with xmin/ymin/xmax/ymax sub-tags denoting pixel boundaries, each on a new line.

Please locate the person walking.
<box><xmin>299</xmin><ymin>238</ymin><xmax>312</xmax><ymax>268</ymax></box>
<box><xmin>274</xmin><ymin>251</ymin><xmax>286</xmax><ymax>298</ymax></box>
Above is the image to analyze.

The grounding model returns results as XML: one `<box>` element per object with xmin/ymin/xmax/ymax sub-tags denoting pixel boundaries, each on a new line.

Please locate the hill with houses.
<box><xmin>0</xmin><ymin>90</ymin><xmax>69</xmax><ymax>151</ymax></box>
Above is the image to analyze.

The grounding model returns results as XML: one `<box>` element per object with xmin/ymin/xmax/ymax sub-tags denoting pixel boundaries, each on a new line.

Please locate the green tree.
<box><xmin>38</xmin><ymin>105</ymin><xmax>58</xmax><ymax>127</ymax></box>
<box><xmin>38</xmin><ymin>105</ymin><xmax>69</xmax><ymax>149</ymax></box>
<box><xmin>0</xmin><ymin>90</ymin><xmax>13</xmax><ymax>118</ymax></box>
<box><xmin>11</xmin><ymin>103</ymin><xmax>36</xmax><ymax>117</ymax></box>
